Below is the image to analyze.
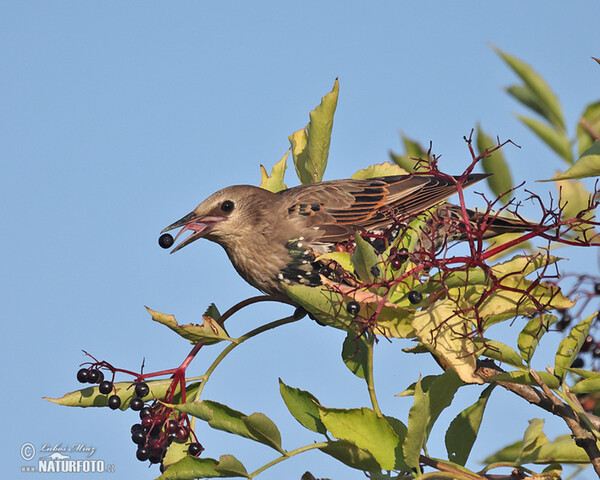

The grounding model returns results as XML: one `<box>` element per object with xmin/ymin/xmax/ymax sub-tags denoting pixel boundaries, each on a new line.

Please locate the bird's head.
<box><xmin>161</xmin><ymin>185</ymin><xmax>274</xmax><ymax>253</ymax></box>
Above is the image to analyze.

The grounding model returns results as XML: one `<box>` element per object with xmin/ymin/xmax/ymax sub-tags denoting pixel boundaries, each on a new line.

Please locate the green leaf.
<box><xmin>396</xmin><ymin>374</ymin><xmax>444</xmax><ymax>397</ymax></box>
<box><xmin>259</xmin><ymin>150</ymin><xmax>288</xmax><ymax>192</ymax></box>
<box><xmin>45</xmin><ymin>380</ymin><xmax>199</xmax><ymax>410</ymax></box>
<box><xmin>289</xmin><ymin>79</ymin><xmax>339</xmax><ymax>184</ymax></box>
<box><xmin>476</xmin><ymin>126</ymin><xmax>514</xmax><ymax>203</ymax></box>
<box><xmin>351</xmin><ymin>162</ymin><xmax>408</xmax><ymax>179</ymax></box>
<box><xmin>352</xmin><ymin>234</ymin><xmax>380</xmax><ymax>284</ymax></box>
<box><xmin>426</xmin><ymin>369</ymin><xmax>464</xmax><ymax>435</ymax></box>
<box><xmin>495</xmin><ymin>46</ymin><xmax>565</xmax><ymax>131</ymax></box>
<box><xmin>543</xmin><ymin>141</ymin><xmax>600</xmax><ymax>181</ymax></box>
<box><xmin>283</xmin><ymin>284</ymin><xmax>353</xmax><ymax>331</ymax></box>
<box><xmin>412</xmin><ymin>299</ymin><xmax>481</xmax><ymax>384</ymax></box>
<box><xmin>555</xmin><ymin>178</ymin><xmax>596</xmax><ymax>241</ymax></box>
<box><xmin>318</xmin><ymin>406</ymin><xmax>405</xmax><ymax>470</ymax></box>
<box><xmin>570</xmin><ymin>372</ymin><xmax>600</xmax><ymax>394</ymax></box>
<box><xmin>279</xmin><ymin>379</ymin><xmax>327</xmax><ymax>434</ymax></box>
<box><xmin>315</xmin><ymin>251</ymin><xmax>354</xmax><ymax>274</ymax></box>
<box><xmin>403</xmin><ymin>377</ymin><xmax>429</xmax><ymax>470</ymax></box>
<box><xmin>487</xmin><ymin>370</ymin><xmax>560</xmax><ymax>389</ymax></box>
<box><xmin>445</xmin><ymin>384</ymin><xmax>495</xmax><ymax>465</ymax></box>
<box><xmin>147</xmin><ymin>307</ymin><xmax>232</xmax><ymax>345</ymax></box>
<box><xmin>157</xmin><ymin>455</ymin><xmax>248</xmax><ymax>479</ymax></box>
<box><xmin>472</xmin><ymin>338</ymin><xmax>526</xmax><ymax>370</ymax></box>
<box><xmin>390</xmin><ymin>133</ymin><xmax>427</xmax><ymax>172</ymax></box>
<box><xmin>517</xmin><ymin>315</ymin><xmax>557</xmax><ymax>365</ymax></box>
<box><xmin>320</xmin><ymin>441</ymin><xmax>382</xmax><ymax>472</ymax></box>
<box><xmin>505</xmin><ymin>84</ymin><xmax>548</xmax><ymax>119</ymax></box>
<box><xmin>577</xmin><ymin>101</ymin><xmax>600</xmax><ymax>156</ymax></box>
<box><xmin>342</xmin><ymin>332</ymin><xmax>368</xmax><ymax>379</ymax></box>
<box><xmin>518</xmin><ymin>115</ymin><xmax>572</xmax><ymax>163</ymax></box>
<box><xmin>175</xmin><ymin>400</ymin><xmax>283</xmax><ymax>452</ymax></box>
<box><xmin>521</xmin><ymin>419</ymin><xmax>549</xmax><ymax>459</ymax></box>
<box><xmin>555</xmin><ymin>313</ymin><xmax>596</xmax><ymax>380</ymax></box>
<box><xmin>244</xmin><ymin>413</ymin><xmax>283</xmax><ymax>452</ymax></box>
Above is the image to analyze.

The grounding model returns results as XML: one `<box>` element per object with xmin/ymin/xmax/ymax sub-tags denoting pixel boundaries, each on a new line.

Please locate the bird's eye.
<box><xmin>220</xmin><ymin>200</ymin><xmax>234</xmax><ymax>213</ymax></box>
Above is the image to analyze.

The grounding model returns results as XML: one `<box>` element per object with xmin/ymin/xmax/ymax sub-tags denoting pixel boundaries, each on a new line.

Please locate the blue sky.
<box><xmin>2</xmin><ymin>2</ymin><xmax>599</xmax><ymax>479</ymax></box>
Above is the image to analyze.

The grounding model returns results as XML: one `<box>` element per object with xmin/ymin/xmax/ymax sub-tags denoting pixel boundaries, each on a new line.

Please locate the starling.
<box><xmin>161</xmin><ymin>174</ymin><xmax>531</xmax><ymax>297</ymax></box>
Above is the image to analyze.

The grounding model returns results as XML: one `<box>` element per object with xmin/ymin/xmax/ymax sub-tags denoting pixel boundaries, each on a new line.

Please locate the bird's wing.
<box><xmin>281</xmin><ymin>174</ymin><xmax>488</xmax><ymax>244</ymax></box>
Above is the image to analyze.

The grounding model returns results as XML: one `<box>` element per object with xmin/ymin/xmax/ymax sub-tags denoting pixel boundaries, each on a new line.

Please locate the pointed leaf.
<box><xmin>289</xmin><ymin>79</ymin><xmax>339</xmax><ymax>184</ymax></box>
<box><xmin>445</xmin><ymin>384</ymin><xmax>495</xmax><ymax>465</ymax></box>
<box><xmin>147</xmin><ymin>307</ymin><xmax>231</xmax><ymax>345</ymax></box>
<box><xmin>351</xmin><ymin>162</ymin><xmax>408</xmax><ymax>179</ymax></box>
<box><xmin>342</xmin><ymin>332</ymin><xmax>368</xmax><ymax>379</ymax></box>
<box><xmin>412</xmin><ymin>299</ymin><xmax>482</xmax><ymax>384</ymax></box>
<box><xmin>390</xmin><ymin>134</ymin><xmax>427</xmax><ymax>172</ymax></box>
<box><xmin>175</xmin><ymin>400</ymin><xmax>282</xmax><ymax>452</ymax></box>
<box><xmin>396</xmin><ymin>374</ymin><xmax>443</xmax><ymax>397</ymax></box>
<box><xmin>244</xmin><ymin>413</ymin><xmax>283</xmax><ymax>452</ymax></box>
<box><xmin>472</xmin><ymin>338</ymin><xmax>526</xmax><ymax>370</ymax></box>
<box><xmin>259</xmin><ymin>150</ymin><xmax>288</xmax><ymax>193</ymax></box>
<box><xmin>555</xmin><ymin>313</ymin><xmax>596</xmax><ymax>380</ymax></box>
<box><xmin>545</xmin><ymin>141</ymin><xmax>600</xmax><ymax>181</ymax></box>
<box><xmin>570</xmin><ymin>372</ymin><xmax>600</xmax><ymax>394</ymax></box>
<box><xmin>320</xmin><ymin>441</ymin><xmax>381</xmax><ymax>472</ymax></box>
<box><xmin>403</xmin><ymin>378</ymin><xmax>429</xmax><ymax>470</ymax></box>
<box><xmin>518</xmin><ymin>115</ymin><xmax>572</xmax><ymax>163</ymax></box>
<box><xmin>318</xmin><ymin>406</ymin><xmax>404</xmax><ymax>470</ymax></box>
<box><xmin>476</xmin><ymin>126</ymin><xmax>514</xmax><ymax>203</ymax></box>
<box><xmin>426</xmin><ymin>369</ymin><xmax>464</xmax><ymax>435</ymax></box>
<box><xmin>157</xmin><ymin>455</ymin><xmax>248</xmax><ymax>479</ymax></box>
<box><xmin>518</xmin><ymin>315</ymin><xmax>557</xmax><ymax>365</ymax></box>
<box><xmin>495</xmin><ymin>46</ymin><xmax>565</xmax><ymax>131</ymax></box>
<box><xmin>577</xmin><ymin>102</ymin><xmax>600</xmax><ymax>155</ymax></box>
<box><xmin>521</xmin><ymin>419</ymin><xmax>549</xmax><ymax>459</ymax></box>
<box><xmin>352</xmin><ymin>234</ymin><xmax>380</xmax><ymax>283</ymax></box>
<box><xmin>279</xmin><ymin>380</ymin><xmax>327</xmax><ymax>434</ymax></box>
<box><xmin>46</xmin><ymin>379</ymin><xmax>199</xmax><ymax>410</ymax></box>
<box><xmin>487</xmin><ymin>370</ymin><xmax>560</xmax><ymax>389</ymax></box>
<box><xmin>505</xmin><ymin>84</ymin><xmax>548</xmax><ymax>119</ymax></box>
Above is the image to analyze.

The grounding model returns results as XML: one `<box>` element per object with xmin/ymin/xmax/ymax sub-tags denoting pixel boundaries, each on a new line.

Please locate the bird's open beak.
<box><xmin>161</xmin><ymin>212</ymin><xmax>225</xmax><ymax>254</ymax></box>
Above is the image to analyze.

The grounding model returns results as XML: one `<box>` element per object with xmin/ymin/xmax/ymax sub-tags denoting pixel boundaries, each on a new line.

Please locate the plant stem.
<box><xmin>248</xmin><ymin>442</ymin><xmax>329</xmax><ymax>479</ymax></box>
<box><xmin>365</xmin><ymin>333</ymin><xmax>382</xmax><ymax>416</ymax></box>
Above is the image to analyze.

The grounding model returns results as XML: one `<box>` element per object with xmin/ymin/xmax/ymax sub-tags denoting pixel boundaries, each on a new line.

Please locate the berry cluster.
<box><xmin>75</xmin><ymin>360</ymin><xmax>203</xmax><ymax>468</ymax></box>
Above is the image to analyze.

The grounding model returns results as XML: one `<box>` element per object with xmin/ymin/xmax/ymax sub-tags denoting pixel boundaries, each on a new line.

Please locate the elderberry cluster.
<box><xmin>389</xmin><ymin>247</ymin><xmax>409</xmax><ymax>270</ymax></box>
<box><xmin>76</xmin><ymin>368</ymin><xmax>203</xmax><ymax>467</ymax></box>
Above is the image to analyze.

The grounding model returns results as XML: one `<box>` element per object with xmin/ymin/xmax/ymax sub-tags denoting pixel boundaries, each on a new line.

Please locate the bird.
<box><xmin>160</xmin><ymin>174</ymin><xmax>532</xmax><ymax>298</ymax></box>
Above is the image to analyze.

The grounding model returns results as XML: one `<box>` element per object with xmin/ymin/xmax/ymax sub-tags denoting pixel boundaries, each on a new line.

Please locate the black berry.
<box><xmin>174</xmin><ymin>426</ymin><xmax>189</xmax><ymax>442</ymax></box>
<box><xmin>108</xmin><ymin>394</ymin><xmax>121</xmax><ymax>410</ymax></box>
<box><xmin>346</xmin><ymin>301</ymin><xmax>360</xmax><ymax>317</ymax></box>
<box><xmin>99</xmin><ymin>381</ymin><xmax>113</xmax><ymax>394</ymax></box>
<box><xmin>572</xmin><ymin>357</ymin><xmax>585</xmax><ymax>369</ymax></box>
<box><xmin>136</xmin><ymin>446</ymin><xmax>151</xmax><ymax>462</ymax></box>
<box><xmin>142</xmin><ymin>416</ymin><xmax>154</xmax><ymax>429</ymax></box>
<box><xmin>140</xmin><ymin>406</ymin><xmax>154</xmax><ymax>419</ymax></box>
<box><xmin>370</xmin><ymin>266</ymin><xmax>381</xmax><ymax>277</ymax></box>
<box><xmin>130</xmin><ymin>397</ymin><xmax>145</xmax><ymax>411</ymax></box>
<box><xmin>166</xmin><ymin>419</ymin><xmax>179</xmax><ymax>435</ymax></box>
<box><xmin>595</xmin><ymin>283</ymin><xmax>600</xmax><ymax>295</ymax></box>
<box><xmin>594</xmin><ymin>346</ymin><xmax>600</xmax><ymax>358</ymax></box>
<box><xmin>408</xmin><ymin>290</ymin><xmax>423</xmax><ymax>304</ymax></box>
<box><xmin>130</xmin><ymin>423</ymin><xmax>144</xmax><ymax>435</ymax></box>
<box><xmin>188</xmin><ymin>442</ymin><xmax>203</xmax><ymax>457</ymax></box>
<box><xmin>148</xmin><ymin>454</ymin><xmax>162</xmax><ymax>464</ymax></box>
<box><xmin>390</xmin><ymin>258</ymin><xmax>403</xmax><ymax>270</ymax></box>
<box><xmin>135</xmin><ymin>382</ymin><xmax>150</xmax><ymax>398</ymax></box>
<box><xmin>159</xmin><ymin>233</ymin><xmax>174</xmax><ymax>249</ymax></box>
<box><xmin>77</xmin><ymin>368</ymin><xmax>89</xmax><ymax>383</ymax></box>
<box><xmin>87</xmin><ymin>369</ymin><xmax>101</xmax><ymax>384</ymax></box>
<box><xmin>131</xmin><ymin>430</ymin><xmax>146</xmax><ymax>445</ymax></box>
<box><xmin>397</xmin><ymin>247</ymin><xmax>409</xmax><ymax>258</ymax></box>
